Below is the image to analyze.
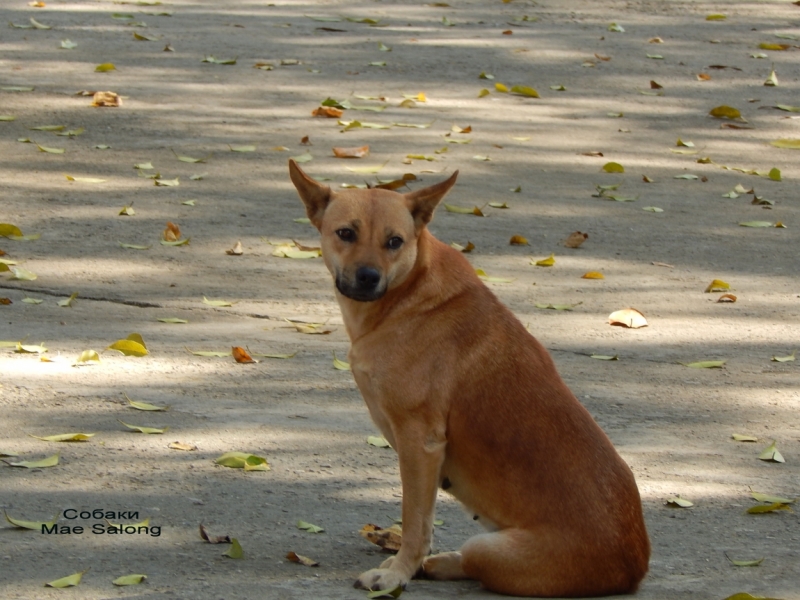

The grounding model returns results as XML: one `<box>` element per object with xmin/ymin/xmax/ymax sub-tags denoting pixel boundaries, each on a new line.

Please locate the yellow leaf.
<box><xmin>360</xmin><ymin>523</ymin><xmax>402</xmax><ymax>553</ymax></box>
<box><xmin>591</xmin><ymin>354</ymin><xmax>618</xmax><ymax>361</ymax></box>
<box><xmin>746</xmin><ymin>502</ymin><xmax>791</xmax><ymax>514</ymax></box>
<box><xmin>95</xmin><ymin>63</ymin><xmax>116</xmax><ymax>72</ymax></box>
<box><xmin>509</xmin><ymin>235</ymin><xmax>528</xmax><ymax>245</ymax></box>
<box><xmin>223</xmin><ymin>538</ymin><xmax>244</xmax><ymax>558</ymax></box>
<box><xmin>444</xmin><ymin>204</ymin><xmax>485</xmax><ymax>216</ymax></box>
<box><xmin>602</xmin><ymin>161</ymin><xmax>624</xmax><ymax>173</ymax></box>
<box><xmin>771</xmin><ymin>350</ymin><xmax>796</xmax><ymax>363</ymax></box>
<box><xmin>494</xmin><ymin>82</ymin><xmax>509</xmax><ymax>93</ymax></box>
<box><xmin>346</xmin><ymin>161</ymin><xmax>388</xmax><ymax>174</ymax></box>
<box><xmin>510</xmin><ymin>85</ymin><xmax>539</xmax><ymax>98</ymax></box>
<box><xmin>534</xmin><ymin>253</ymin><xmax>555</xmax><ymax>267</ymax></box>
<box><xmin>154</xmin><ymin>177</ymin><xmax>179</xmax><ymax>186</ymax></box>
<box><xmin>478</xmin><ymin>88</ymin><xmax>490</xmax><ymax>97</ymax></box>
<box><xmin>709</xmin><ymin>105</ymin><xmax>741</xmax><ymax>119</ymax></box>
<box><xmin>106</xmin><ymin>339</ymin><xmax>149</xmax><ymax>357</ymax></box>
<box><xmin>764</xmin><ymin>69</ymin><xmax>779</xmax><ymax>87</ymax></box>
<box><xmin>15</xmin><ymin>342</ymin><xmax>48</xmax><ymax>354</ymax></box>
<box><xmin>112</xmin><ymin>574</ymin><xmax>147</xmax><ymax>586</ymax></box>
<box><xmin>126</xmin><ymin>395</ymin><xmax>169</xmax><ymax>411</ymax></box>
<box><xmin>4</xmin><ymin>453</ymin><xmax>59</xmax><ymax>468</ymax></box>
<box><xmin>4</xmin><ymin>510</ymin><xmax>60</xmax><ymax>530</ymax></box>
<box><xmin>608</xmin><ymin>308</ymin><xmax>648</xmax><ymax>328</ymax></box>
<box><xmin>582</xmin><ymin>271</ymin><xmax>604</xmax><ymax>279</ymax></box>
<box><xmin>119</xmin><ymin>242</ymin><xmax>151</xmax><ymax>250</ymax></box>
<box><xmin>37</xmin><ymin>145</ymin><xmax>65</xmax><ymax>154</ymax></box>
<box><xmin>680</xmin><ymin>360</ymin><xmax>726</xmax><ymax>368</ymax></box>
<box><xmin>475</xmin><ymin>269</ymin><xmax>514</xmax><ymax>283</ymax></box>
<box><xmin>0</xmin><ymin>224</ymin><xmax>23</xmax><ymax>237</ymax></box>
<box><xmin>229</xmin><ymin>144</ymin><xmax>256</xmax><ymax>152</ymax></box>
<box><xmin>29</xmin><ymin>433</ymin><xmax>95</xmax><ymax>442</ymax></box>
<box><xmin>739</xmin><ymin>221</ymin><xmax>774</xmax><ymax>227</ymax></box>
<box><xmin>665</xmin><ymin>496</ymin><xmax>694</xmax><ymax>508</ymax></box>
<box><xmin>203</xmin><ymin>296</ymin><xmax>234</xmax><ymax>307</ymax></box>
<box><xmin>118</xmin><ymin>420</ymin><xmax>166</xmax><ymax>434</ymax></box>
<box><xmin>705</xmin><ymin>279</ymin><xmax>730</xmax><ymax>293</ymax></box>
<box><xmin>333</xmin><ymin>351</ymin><xmax>351</xmax><ymax>371</ymax></box>
<box><xmin>769</xmin><ymin>139</ymin><xmax>800</xmax><ymax>149</ymax></box>
<box><xmin>296</xmin><ymin>520</ymin><xmax>324</xmax><ymax>533</ymax></box>
<box><xmin>75</xmin><ymin>349</ymin><xmax>101</xmax><ymax>364</ymax></box>
<box><xmin>758</xmin><ymin>42</ymin><xmax>791</xmax><ymax>51</ymax></box>
<box><xmin>215</xmin><ymin>451</ymin><xmax>270</xmax><ymax>471</ymax></box>
<box><xmin>751</xmin><ymin>491</ymin><xmax>795</xmax><ymax>504</ymax></box>
<box><xmin>758</xmin><ymin>440</ymin><xmax>785</xmax><ymax>463</ymax></box>
<box><xmin>367</xmin><ymin>435</ymin><xmax>391</xmax><ymax>448</ymax></box>
<box><xmin>732</xmin><ymin>434</ymin><xmax>759</xmax><ymax>442</ymax></box>
<box><xmin>706</xmin><ymin>14</ymin><xmax>726</xmax><ymax>20</ymax></box>
<box><xmin>9</xmin><ymin>266</ymin><xmax>37</xmax><ymax>280</ymax></box>
<box><xmin>46</xmin><ymin>570</ymin><xmax>89</xmax><ymax>588</ymax></box>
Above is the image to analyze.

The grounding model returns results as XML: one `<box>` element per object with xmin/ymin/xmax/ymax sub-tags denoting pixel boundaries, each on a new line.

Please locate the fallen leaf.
<box><xmin>771</xmin><ymin>350</ymin><xmax>796</xmax><ymax>362</ymax></box>
<box><xmin>4</xmin><ymin>454</ymin><xmax>59</xmax><ymax>468</ymax></box>
<box><xmin>591</xmin><ymin>354</ymin><xmax>618</xmax><ymax>361</ymax></box>
<box><xmin>709</xmin><ymin>105</ymin><xmax>742</xmax><ymax>119</ymax></box>
<box><xmin>118</xmin><ymin>420</ymin><xmax>167</xmax><ymax>434</ymax></box>
<box><xmin>251</xmin><ymin>352</ymin><xmax>297</xmax><ymax>359</ymax></box>
<box><xmin>725</xmin><ymin>555</ymin><xmax>764</xmax><ymax>567</ymax></box>
<box><xmin>751</xmin><ymin>491</ymin><xmax>795</xmax><ymax>504</ymax></box>
<box><xmin>564</xmin><ymin>231</ymin><xmax>588</xmax><ymax>248</ymax></box>
<box><xmin>332</xmin><ymin>145</ymin><xmax>369</xmax><ymax>158</ymax></box>
<box><xmin>232</xmin><ymin>346</ymin><xmax>257</xmax><ymax>364</ymax></box>
<box><xmin>739</xmin><ymin>221</ymin><xmax>775</xmax><ymax>227</ymax></box>
<box><xmin>169</xmin><ymin>441</ymin><xmax>197</xmax><ymax>451</ymax></box>
<box><xmin>29</xmin><ymin>433</ymin><xmax>95</xmax><ymax>442</ymax></box>
<box><xmin>582</xmin><ymin>271</ymin><xmax>604</xmax><ymax>279</ymax></box>
<box><xmin>45</xmin><ymin>570</ymin><xmax>89</xmax><ymax>588</ymax></box>
<box><xmin>509</xmin><ymin>235</ymin><xmax>529</xmax><ymax>245</ymax></box>
<box><xmin>602</xmin><ymin>161</ymin><xmax>624</xmax><ymax>173</ymax></box>
<box><xmin>4</xmin><ymin>510</ymin><xmax>60</xmax><ymax>530</ymax></box>
<box><xmin>91</xmin><ymin>91</ymin><xmax>121</xmax><ymax>107</ymax></box>
<box><xmin>747</xmin><ymin>502</ymin><xmax>791</xmax><ymax>514</ymax></box>
<box><xmin>9</xmin><ymin>266</ymin><xmax>37</xmax><ymax>281</ymax></box>
<box><xmin>674</xmin><ymin>174</ymin><xmax>699</xmax><ymax>180</ymax></box>
<box><xmin>705</xmin><ymin>279</ymin><xmax>730</xmax><ymax>293</ymax></box>
<box><xmin>223</xmin><ymin>538</ymin><xmax>244</xmax><ymax>558</ymax></box>
<box><xmin>758</xmin><ymin>42</ymin><xmax>791</xmax><ymax>51</ymax></box>
<box><xmin>608</xmin><ymin>308</ymin><xmax>647</xmax><ymax>328</ymax></box>
<box><xmin>764</xmin><ymin>69</ymin><xmax>779</xmax><ymax>87</ymax></box>
<box><xmin>450</xmin><ymin>241</ymin><xmax>475</xmax><ymax>253</ymax></box>
<box><xmin>226</xmin><ymin>241</ymin><xmax>244</xmax><ymax>256</ymax></box>
<box><xmin>444</xmin><ymin>204</ymin><xmax>485</xmax><ymax>216</ymax></box>
<box><xmin>229</xmin><ymin>144</ymin><xmax>256</xmax><ymax>152</ymax></box>
<box><xmin>112</xmin><ymin>574</ymin><xmax>147</xmax><ymax>586</ymax></box>
<box><xmin>758</xmin><ymin>441</ymin><xmax>785</xmax><ymax>463</ymax></box>
<box><xmin>286</xmin><ymin>320</ymin><xmax>334</xmax><ymax>335</ymax></box>
<box><xmin>15</xmin><ymin>342</ymin><xmax>48</xmax><ymax>354</ymax></box>
<box><xmin>154</xmin><ymin>177</ymin><xmax>179</xmax><ymax>187</ymax></box>
<box><xmin>666</xmin><ymin>496</ymin><xmax>694</xmax><ymax>508</ymax></box>
<box><xmin>333</xmin><ymin>351</ymin><xmax>351</xmax><ymax>371</ymax></box>
<box><xmin>37</xmin><ymin>145</ymin><xmax>65</xmax><ymax>154</ymax></box>
<box><xmin>697</xmin><ymin>72</ymin><xmax>712</xmax><ymax>81</ymax></box>
<box><xmin>489</xmin><ymin>201</ymin><xmax>509</xmax><ymax>208</ymax></box>
<box><xmin>478</xmin><ymin>88</ymin><xmax>491</xmax><ymax>97</ymax></box>
<box><xmin>346</xmin><ymin>161</ymin><xmax>388</xmax><ymax>174</ymax></box>
<box><xmin>296</xmin><ymin>520</ymin><xmax>324</xmax><ymax>533</ymax></box>
<box><xmin>717</xmin><ymin>294</ymin><xmax>737</xmax><ymax>303</ymax></box>
<box><xmin>367</xmin><ymin>435</ymin><xmax>391</xmax><ymax>448</ymax></box>
<box><xmin>127</xmin><ymin>395</ymin><xmax>169</xmax><ymax>411</ymax></box>
<box><xmin>172</xmin><ymin>150</ymin><xmax>210</xmax><ymax>163</ymax></box>
<box><xmin>607</xmin><ymin>23</ymin><xmax>625</xmax><ymax>32</ymax></box>
<box><xmin>106</xmin><ymin>338</ymin><xmax>148</xmax><ymax>357</ymax></box>
<box><xmin>642</xmin><ymin>206</ymin><xmax>664</xmax><ymax>212</ymax></box>
<box><xmin>216</xmin><ymin>452</ymin><xmax>270</xmax><ymax>471</ymax></box>
<box><xmin>74</xmin><ymin>350</ymin><xmax>101</xmax><ymax>365</ymax></box>
<box><xmin>475</xmin><ymin>269</ymin><xmax>514</xmax><ymax>283</ymax></box>
<box><xmin>510</xmin><ymin>85</ymin><xmax>539</xmax><ymax>98</ymax></box>
<box><xmin>203</xmin><ymin>296</ymin><xmax>234</xmax><ymax>307</ymax></box>
<box><xmin>202</xmin><ymin>56</ymin><xmax>237</xmax><ymax>65</ymax></box>
<box><xmin>680</xmin><ymin>360</ymin><xmax>726</xmax><ymax>368</ymax></box>
<box><xmin>360</xmin><ymin>523</ymin><xmax>402</xmax><ymax>552</ymax></box>
<box><xmin>119</xmin><ymin>242</ymin><xmax>151</xmax><ymax>250</ymax></box>
<box><xmin>769</xmin><ymin>139</ymin><xmax>800</xmax><ymax>149</ymax></box>
<box><xmin>286</xmin><ymin>551</ymin><xmax>319</xmax><ymax>567</ymax></box>
<box><xmin>535</xmin><ymin>302</ymin><xmax>582</xmax><ymax>311</ymax></box>
<box><xmin>312</xmin><ymin>106</ymin><xmax>343</xmax><ymax>118</ymax></box>
<box><xmin>533</xmin><ymin>254</ymin><xmax>555</xmax><ymax>267</ymax></box>
<box><xmin>95</xmin><ymin>63</ymin><xmax>116</xmax><ymax>72</ymax></box>
<box><xmin>732</xmin><ymin>434</ymin><xmax>759</xmax><ymax>442</ymax></box>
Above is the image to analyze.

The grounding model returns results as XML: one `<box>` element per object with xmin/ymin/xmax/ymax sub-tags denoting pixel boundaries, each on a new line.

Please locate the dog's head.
<box><xmin>289</xmin><ymin>159</ymin><xmax>458</xmax><ymax>302</ymax></box>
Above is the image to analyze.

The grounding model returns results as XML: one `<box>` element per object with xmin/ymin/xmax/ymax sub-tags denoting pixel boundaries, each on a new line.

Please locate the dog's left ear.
<box><xmin>289</xmin><ymin>159</ymin><xmax>331</xmax><ymax>230</ymax></box>
<box><xmin>404</xmin><ymin>170</ymin><xmax>458</xmax><ymax>231</ymax></box>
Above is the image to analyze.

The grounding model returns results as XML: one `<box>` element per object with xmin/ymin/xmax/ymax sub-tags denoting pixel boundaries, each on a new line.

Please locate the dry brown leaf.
<box><xmin>91</xmin><ymin>91</ymin><xmax>122</xmax><ymax>107</ymax></box>
<box><xmin>0</xmin><ymin>298</ymin><xmax>12</xmax><ymax>305</ymax></box>
<box><xmin>300</xmin><ymin>135</ymin><xmax>311</xmax><ymax>145</ymax></box>
<box><xmin>199</xmin><ymin>523</ymin><xmax>231</xmax><ymax>544</ymax></box>
<box><xmin>359</xmin><ymin>524</ymin><xmax>402</xmax><ymax>553</ymax></box>
<box><xmin>697</xmin><ymin>73</ymin><xmax>711</xmax><ymax>81</ymax></box>
<box><xmin>608</xmin><ymin>308</ymin><xmax>648</xmax><ymax>328</ymax></box>
<box><xmin>594</xmin><ymin>53</ymin><xmax>611</xmax><ymax>61</ymax></box>
<box><xmin>286</xmin><ymin>551</ymin><xmax>320</xmax><ymax>567</ymax></box>
<box><xmin>332</xmin><ymin>145</ymin><xmax>369</xmax><ymax>158</ymax></box>
<box><xmin>312</xmin><ymin>106</ymin><xmax>343</xmax><ymax>118</ymax></box>
<box><xmin>232</xmin><ymin>346</ymin><xmax>257</xmax><ymax>363</ymax></box>
<box><xmin>509</xmin><ymin>235</ymin><xmax>529</xmax><ymax>246</ymax></box>
<box><xmin>563</xmin><ymin>231</ymin><xmax>588</xmax><ymax>248</ymax></box>
<box><xmin>292</xmin><ymin>240</ymin><xmax>321</xmax><ymax>252</ymax></box>
<box><xmin>226</xmin><ymin>241</ymin><xmax>243</xmax><ymax>256</ymax></box>
<box><xmin>717</xmin><ymin>294</ymin><xmax>737</xmax><ymax>303</ymax></box>
<box><xmin>163</xmin><ymin>222</ymin><xmax>180</xmax><ymax>242</ymax></box>
<box><xmin>581</xmin><ymin>151</ymin><xmax>604</xmax><ymax>157</ymax></box>
<box><xmin>650</xmin><ymin>80</ymin><xmax>663</xmax><ymax>89</ymax></box>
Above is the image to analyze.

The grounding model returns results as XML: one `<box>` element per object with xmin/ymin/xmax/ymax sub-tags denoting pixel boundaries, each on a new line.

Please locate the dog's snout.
<box><xmin>355</xmin><ymin>267</ymin><xmax>381</xmax><ymax>289</ymax></box>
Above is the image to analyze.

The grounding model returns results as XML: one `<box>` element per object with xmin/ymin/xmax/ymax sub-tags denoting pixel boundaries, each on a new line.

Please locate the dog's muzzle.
<box><xmin>336</xmin><ymin>266</ymin><xmax>386</xmax><ymax>302</ymax></box>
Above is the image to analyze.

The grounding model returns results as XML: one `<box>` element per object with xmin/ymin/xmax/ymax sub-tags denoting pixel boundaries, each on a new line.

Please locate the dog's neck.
<box><xmin>335</xmin><ymin>229</ymin><xmax>469</xmax><ymax>343</ymax></box>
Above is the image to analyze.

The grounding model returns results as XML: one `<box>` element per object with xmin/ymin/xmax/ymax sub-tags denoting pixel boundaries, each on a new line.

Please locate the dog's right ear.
<box><xmin>289</xmin><ymin>159</ymin><xmax>331</xmax><ymax>230</ymax></box>
<box><xmin>404</xmin><ymin>170</ymin><xmax>458</xmax><ymax>232</ymax></box>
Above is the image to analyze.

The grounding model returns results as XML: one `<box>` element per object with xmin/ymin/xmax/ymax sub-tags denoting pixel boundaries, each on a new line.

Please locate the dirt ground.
<box><xmin>1</xmin><ymin>0</ymin><xmax>799</xmax><ymax>598</ymax></box>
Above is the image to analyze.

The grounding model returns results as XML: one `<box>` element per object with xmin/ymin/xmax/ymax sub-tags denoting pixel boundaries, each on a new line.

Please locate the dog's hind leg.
<box><xmin>459</xmin><ymin>527</ymin><xmax>646</xmax><ymax>597</ymax></box>
<box><xmin>421</xmin><ymin>551</ymin><xmax>469</xmax><ymax>581</ymax></box>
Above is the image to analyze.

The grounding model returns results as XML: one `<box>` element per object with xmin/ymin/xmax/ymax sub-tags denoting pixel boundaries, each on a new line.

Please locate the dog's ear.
<box><xmin>404</xmin><ymin>170</ymin><xmax>458</xmax><ymax>231</ymax></box>
<box><xmin>289</xmin><ymin>159</ymin><xmax>331</xmax><ymax>230</ymax></box>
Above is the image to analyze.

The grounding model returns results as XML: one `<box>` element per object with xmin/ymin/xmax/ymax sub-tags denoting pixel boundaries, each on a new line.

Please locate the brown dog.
<box><xmin>289</xmin><ymin>159</ymin><xmax>650</xmax><ymax>597</ymax></box>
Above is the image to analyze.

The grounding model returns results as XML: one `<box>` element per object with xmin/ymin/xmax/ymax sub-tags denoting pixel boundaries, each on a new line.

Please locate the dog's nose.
<box><xmin>355</xmin><ymin>267</ymin><xmax>381</xmax><ymax>289</ymax></box>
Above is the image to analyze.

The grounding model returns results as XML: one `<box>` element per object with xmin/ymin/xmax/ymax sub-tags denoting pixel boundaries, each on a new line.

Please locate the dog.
<box><xmin>289</xmin><ymin>159</ymin><xmax>650</xmax><ymax>597</ymax></box>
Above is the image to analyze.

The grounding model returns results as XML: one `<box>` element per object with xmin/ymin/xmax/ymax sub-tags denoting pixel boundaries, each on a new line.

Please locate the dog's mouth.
<box><xmin>336</xmin><ymin>271</ymin><xmax>387</xmax><ymax>302</ymax></box>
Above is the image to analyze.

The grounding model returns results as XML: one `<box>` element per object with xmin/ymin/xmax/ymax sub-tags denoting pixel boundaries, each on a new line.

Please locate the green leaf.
<box><xmin>119</xmin><ymin>242</ymin><xmax>152</xmax><ymax>250</ymax></box>
<box><xmin>160</xmin><ymin>237</ymin><xmax>190</xmax><ymax>246</ymax></box>
<box><xmin>37</xmin><ymin>145</ymin><xmax>65</xmax><ymax>154</ymax></box>
<box><xmin>215</xmin><ymin>452</ymin><xmax>270</xmax><ymax>471</ymax></box>
<box><xmin>367</xmin><ymin>586</ymin><xmax>403</xmax><ymax>599</ymax></box>
<box><xmin>739</xmin><ymin>221</ymin><xmax>774</xmax><ymax>227</ymax></box>
<box><xmin>154</xmin><ymin>177</ymin><xmax>179</xmax><ymax>186</ymax></box>
<box><xmin>296</xmin><ymin>520</ymin><xmax>324</xmax><ymax>533</ymax></box>
<box><xmin>29</xmin><ymin>433</ymin><xmax>95</xmax><ymax>442</ymax></box>
<box><xmin>31</xmin><ymin>124</ymin><xmax>65</xmax><ymax>131</ymax></box>
<box><xmin>768</xmin><ymin>167</ymin><xmax>781</xmax><ymax>181</ymax></box>
<box><xmin>732</xmin><ymin>434</ymin><xmax>759</xmax><ymax>442</ymax></box>
<box><xmin>665</xmin><ymin>496</ymin><xmax>694</xmax><ymax>508</ymax></box>
<box><xmin>223</xmin><ymin>538</ymin><xmax>244</xmax><ymax>559</ymax></box>
<box><xmin>118</xmin><ymin>420</ymin><xmax>167</xmax><ymax>434</ymax></box>
<box><xmin>591</xmin><ymin>354</ymin><xmax>619</xmax><ymax>361</ymax></box>
<box><xmin>510</xmin><ymin>85</ymin><xmax>539</xmax><ymax>98</ymax></box>
<box><xmin>95</xmin><ymin>63</ymin><xmax>116</xmax><ymax>72</ymax></box>
<box><xmin>758</xmin><ymin>441</ymin><xmax>785</xmax><ymax>463</ymax></box>
<box><xmin>725</xmin><ymin>555</ymin><xmax>764</xmax><ymax>567</ymax></box>
<box><xmin>680</xmin><ymin>360</ymin><xmax>726</xmax><ymax>368</ymax></box>
<box><xmin>4</xmin><ymin>510</ymin><xmax>60</xmax><ymax>530</ymax></box>
<box><xmin>60</xmin><ymin>39</ymin><xmax>78</xmax><ymax>49</ymax></box>
<box><xmin>333</xmin><ymin>352</ymin><xmax>351</xmax><ymax>371</ymax></box>
<box><xmin>126</xmin><ymin>394</ymin><xmax>169</xmax><ymax>411</ymax></box>
<box><xmin>229</xmin><ymin>145</ymin><xmax>256</xmax><ymax>152</ymax></box>
<box><xmin>751</xmin><ymin>492</ymin><xmax>795</xmax><ymax>504</ymax></box>
<box><xmin>45</xmin><ymin>570</ymin><xmax>89</xmax><ymax>588</ymax></box>
<box><xmin>4</xmin><ymin>453</ymin><xmax>59</xmax><ymax>468</ymax></box>
<box><xmin>602</xmin><ymin>161</ymin><xmax>624</xmax><ymax>173</ymax></box>
<box><xmin>9</xmin><ymin>266</ymin><xmax>37</xmax><ymax>280</ymax></box>
<box><xmin>112</xmin><ymin>574</ymin><xmax>147</xmax><ymax>586</ymax></box>
<box><xmin>771</xmin><ymin>350</ymin><xmax>795</xmax><ymax>362</ymax></box>
<box><xmin>709</xmin><ymin>105</ymin><xmax>742</xmax><ymax>119</ymax></box>
<box><xmin>367</xmin><ymin>435</ymin><xmax>392</xmax><ymax>448</ymax></box>
<box><xmin>746</xmin><ymin>502</ymin><xmax>791</xmax><ymax>514</ymax></box>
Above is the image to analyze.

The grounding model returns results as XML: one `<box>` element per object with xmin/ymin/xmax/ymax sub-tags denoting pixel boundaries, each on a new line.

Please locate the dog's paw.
<box><xmin>353</xmin><ymin>568</ymin><xmax>408</xmax><ymax>593</ymax></box>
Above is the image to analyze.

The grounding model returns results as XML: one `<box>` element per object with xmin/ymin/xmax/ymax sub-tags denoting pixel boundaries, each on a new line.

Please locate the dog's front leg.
<box><xmin>355</xmin><ymin>425</ymin><xmax>446</xmax><ymax>592</ymax></box>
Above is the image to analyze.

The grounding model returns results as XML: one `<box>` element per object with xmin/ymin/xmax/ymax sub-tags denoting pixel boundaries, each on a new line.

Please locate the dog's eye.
<box><xmin>386</xmin><ymin>236</ymin><xmax>404</xmax><ymax>250</ymax></box>
<box><xmin>336</xmin><ymin>228</ymin><xmax>356</xmax><ymax>242</ymax></box>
